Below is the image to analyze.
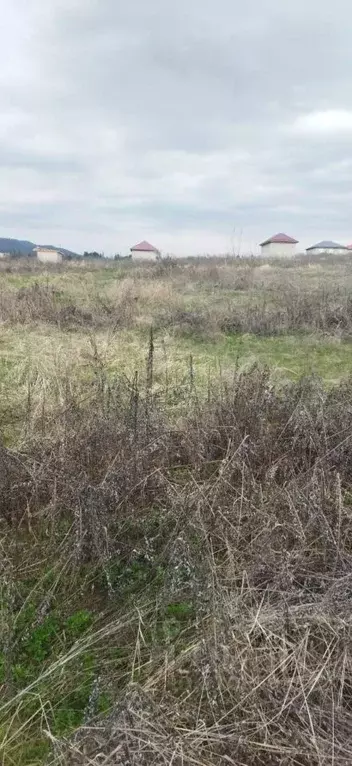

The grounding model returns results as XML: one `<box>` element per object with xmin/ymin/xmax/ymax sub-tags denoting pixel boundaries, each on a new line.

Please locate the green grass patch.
<box><xmin>1</xmin><ymin>326</ymin><xmax>352</xmax><ymax>447</ymax></box>
<box><xmin>174</xmin><ymin>332</ymin><xmax>352</xmax><ymax>386</ymax></box>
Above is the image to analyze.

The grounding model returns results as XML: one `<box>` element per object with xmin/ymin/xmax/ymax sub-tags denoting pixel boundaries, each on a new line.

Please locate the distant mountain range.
<box><xmin>0</xmin><ymin>238</ymin><xmax>79</xmax><ymax>258</ymax></box>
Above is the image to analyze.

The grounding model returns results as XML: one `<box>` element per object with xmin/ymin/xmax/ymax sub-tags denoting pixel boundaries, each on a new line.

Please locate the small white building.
<box><xmin>34</xmin><ymin>247</ymin><xmax>63</xmax><ymax>264</ymax></box>
<box><xmin>260</xmin><ymin>233</ymin><xmax>299</xmax><ymax>257</ymax></box>
<box><xmin>130</xmin><ymin>240</ymin><xmax>160</xmax><ymax>261</ymax></box>
<box><xmin>306</xmin><ymin>240</ymin><xmax>349</xmax><ymax>256</ymax></box>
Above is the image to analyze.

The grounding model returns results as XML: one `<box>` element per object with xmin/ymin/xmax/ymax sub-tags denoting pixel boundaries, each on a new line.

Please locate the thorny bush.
<box><xmin>2</xmin><ymin>368</ymin><xmax>352</xmax><ymax>764</ymax></box>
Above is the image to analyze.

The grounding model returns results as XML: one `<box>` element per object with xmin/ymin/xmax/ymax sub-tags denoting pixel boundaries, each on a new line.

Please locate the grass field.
<box><xmin>1</xmin><ymin>255</ymin><xmax>352</xmax><ymax>444</ymax></box>
<box><xmin>1</xmin><ymin>254</ymin><xmax>352</xmax><ymax>765</ymax></box>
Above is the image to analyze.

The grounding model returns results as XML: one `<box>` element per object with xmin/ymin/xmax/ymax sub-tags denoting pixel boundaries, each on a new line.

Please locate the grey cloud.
<box><xmin>0</xmin><ymin>150</ymin><xmax>84</xmax><ymax>173</ymax></box>
<box><xmin>1</xmin><ymin>0</ymin><xmax>352</xmax><ymax>253</ymax></box>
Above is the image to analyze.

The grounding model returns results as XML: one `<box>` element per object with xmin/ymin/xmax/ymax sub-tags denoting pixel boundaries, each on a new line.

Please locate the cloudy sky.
<box><xmin>2</xmin><ymin>0</ymin><xmax>352</xmax><ymax>255</ymax></box>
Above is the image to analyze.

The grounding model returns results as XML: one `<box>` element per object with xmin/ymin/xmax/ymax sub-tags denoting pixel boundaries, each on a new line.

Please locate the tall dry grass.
<box><xmin>1</xmin><ymin>361</ymin><xmax>352</xmax><ymax>764</ymax></box>
<box><xmin>1</xmin><ymin>255</ymin><xmax>352</xmax><ymax>339</ymax></box>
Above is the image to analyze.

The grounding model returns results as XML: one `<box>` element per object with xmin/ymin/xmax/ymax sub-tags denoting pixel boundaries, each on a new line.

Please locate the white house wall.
<box><xmin>36</xmin><ymin>250</ymin><xmax>63</xmax><ymax>264</ymax></box>
<box><xmin>261</xmin><ymin>242</ymin><xmax>296</xmax><ymax>257</ymax></box>
<box><xmin>131</xmin><ymin>250</ymin><xmax>159</xmax><ymax>261</ymax></box>
<box><xmin>306</xmin><ymin>248</ymin><xmax>349</xmax><ymax>256</ymax></box>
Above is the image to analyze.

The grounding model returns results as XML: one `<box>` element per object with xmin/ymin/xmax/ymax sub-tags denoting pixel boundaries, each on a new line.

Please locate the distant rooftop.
<box><xmin>33</xmin><ymin>246</ymin><xmax>65</xmax><ymax>255</ymax></box>
<box><xmin>260</xmin><ymin>233</ymin><xmax>299</xmax><ymax>246</ymax></box>
<box><xmin>306</xmin><ymin>240</ymin><xmax>347</xmax><ymax>250</ymax></box>
<box><xmin>130</xmin><ymin>240</ymin><xmax>160</xmax><ymax>252</ymax></box>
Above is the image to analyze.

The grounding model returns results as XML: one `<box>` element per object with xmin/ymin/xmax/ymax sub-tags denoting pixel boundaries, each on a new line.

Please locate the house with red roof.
<box><xmin>130</xmin><ymin>240</ymin><xmax>161</xmax><ymax>261</ymax></box>
<box><xmin>260</xmin><ymin>233</ymin><xmax>299</xmax><ymax>258</ymax></box>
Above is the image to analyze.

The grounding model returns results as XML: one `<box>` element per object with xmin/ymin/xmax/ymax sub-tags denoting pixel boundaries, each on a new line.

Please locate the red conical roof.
<box><xmin>131</xmin><ymin>240</ymin><xmax>159</xmax><ymax>252</ymax></box>
<box><xmin>260</xmin><ymin>233</ymin><xmax>298</xmax><ymax>246</ymax></box>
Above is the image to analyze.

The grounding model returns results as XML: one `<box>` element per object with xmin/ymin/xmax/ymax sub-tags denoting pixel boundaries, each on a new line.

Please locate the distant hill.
<box><xmin>0</xmin><ymin>238</ymin><xmax>79</xmax><ymax>258</ymax></box>
<box><xmin>0</xmin><ymin>238</ymin><xmax>36</xmax><ymax>255</ymax></box>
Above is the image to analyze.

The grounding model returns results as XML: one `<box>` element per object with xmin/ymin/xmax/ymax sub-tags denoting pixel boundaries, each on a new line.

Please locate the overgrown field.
<box><xmin>1</xmin><ymin>255</ymin><xmax>352</xmax><ymax>765</ymax></box>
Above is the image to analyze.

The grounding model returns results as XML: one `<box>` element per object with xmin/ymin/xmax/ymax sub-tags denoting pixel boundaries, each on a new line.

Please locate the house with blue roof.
<box><xmin>306</xmin><ymin>240</ymin><xmax>349</xmax><ymax>256</ymax></box>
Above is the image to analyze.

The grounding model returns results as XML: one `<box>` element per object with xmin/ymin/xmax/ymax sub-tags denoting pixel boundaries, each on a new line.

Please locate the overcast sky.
<box><xmin>2</xmin><ymin>0</ymin><xmax>352</xmax><ymax>255</ymax></box>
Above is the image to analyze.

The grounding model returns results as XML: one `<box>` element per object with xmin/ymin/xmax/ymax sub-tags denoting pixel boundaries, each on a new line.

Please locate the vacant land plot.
<box><xmin>1</xmin><ymin>255</ymin><xmax>352</xmax><ymax>443</ymax></box>
<box><xmin>1</xmin><ymin>255</ymin><xmax>352</xmax><ymax>765</ymax></box>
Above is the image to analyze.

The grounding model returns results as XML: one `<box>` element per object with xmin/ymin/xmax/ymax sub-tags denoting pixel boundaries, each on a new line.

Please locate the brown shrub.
<box><xmin>2</xmin><ymin>370</ymin><xmax>352</xmax><ymax>764</ymax></box>
<box><xmin>220</xmin><ymin>287</ymin><xmax>352</xmax><ymax>337</ymax></box>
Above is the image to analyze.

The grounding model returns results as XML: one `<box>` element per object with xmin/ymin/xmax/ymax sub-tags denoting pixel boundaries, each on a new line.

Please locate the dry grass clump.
<box><xmin>220</xmin><ymin>286</ymin><xmax>352</xmax><ymax>337</ymax></box>
<box><xmin>0</xmin><ymin>256</ymin><xmax>64</xmax><ymax>275</ymax></box>
<box><xmin>2</xmin><ymin>365</ymin><xmax>352</xmax><ymax>764</ymax></box>
<box><xmin>172</xmin><ymin>260</ymin><xmax>256</xmax><ymax>291</ymax></box>
<box><xmin>0</xmin><ymin>256</ymin><xmax>128</xmax><ymax>276</ymax></box>
<box><xmin>2</xmin><ymin>256</ymin><xmax>352</xmax><ymax>342</ymax></box>
<box><xmin>0</xmin><ymin>283</ymin><xmax>93</xmax><ymax>327</ymax></box>
<box><xmin>0</xmin><ymin>280</ymin><xmax>138</xmax><ymax>329</ymax></box>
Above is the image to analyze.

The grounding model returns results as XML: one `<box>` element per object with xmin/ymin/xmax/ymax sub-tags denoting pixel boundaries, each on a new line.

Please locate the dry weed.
<box><xmin>1</xmin><ymin>368</ymin><xmax>352</xmax><ymax>763</ymax></box>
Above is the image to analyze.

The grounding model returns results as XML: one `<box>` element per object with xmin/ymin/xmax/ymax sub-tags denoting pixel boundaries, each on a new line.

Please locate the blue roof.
<box><xmin>306</xmin><ymin>240</ymin><xmax>346</xmax><ymax>250</ymax></box>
